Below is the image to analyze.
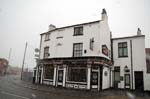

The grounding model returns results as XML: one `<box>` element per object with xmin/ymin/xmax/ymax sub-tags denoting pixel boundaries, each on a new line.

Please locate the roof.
<box><xmin>112</xmin><ymin>35</ymin><xmax>145</xmax><ymax>40</ymax></box>
<box><xmin>40</xmin><ymin>20</ymin><xmax>100</xmax><ymax>35</ymax></box>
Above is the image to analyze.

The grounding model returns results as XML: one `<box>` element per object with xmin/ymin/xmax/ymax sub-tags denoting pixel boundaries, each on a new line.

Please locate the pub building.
<box><xmin>34</xmin><ymin>9</ymin><xmax>150</xmax><ymax>91</ymax></box>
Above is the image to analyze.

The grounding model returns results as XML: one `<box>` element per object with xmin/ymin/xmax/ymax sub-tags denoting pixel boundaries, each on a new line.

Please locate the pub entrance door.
<box><xmin>91</xmin><ymin>71</ymin><xmax>98</xmax><ymax>89</ymax></box>
<box><xmin>57</xmin><ymin>66</ymin><xmax>64</xmax><ymax>86</ymax></box>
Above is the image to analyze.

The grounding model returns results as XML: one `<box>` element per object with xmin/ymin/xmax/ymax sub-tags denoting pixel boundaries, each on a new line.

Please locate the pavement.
<box><xmin>0</xmin><ymin>75</ymin><xmax>150</xmax><ymax>99</ymax></box>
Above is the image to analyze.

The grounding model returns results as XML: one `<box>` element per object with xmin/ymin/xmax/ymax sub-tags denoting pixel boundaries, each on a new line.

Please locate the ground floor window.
<box><xmin>114</xmin><ymin>67</ymin><xmax>120</xmax><ymax>88</ymax></box>
<box><xmin>67</xmin><ymin>66</ymin><xmax>87</xmax><ymax>82</ymax></box>
<box><xmin>43</xmin><ymin>65</ymin><xmax>54</xmax><ymax>79</ymax></box>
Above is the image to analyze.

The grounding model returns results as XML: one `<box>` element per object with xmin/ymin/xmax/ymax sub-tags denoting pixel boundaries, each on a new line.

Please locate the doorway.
<box><xmin>91</xmin><ymin>71</ymin><xmax>98</xmax><ymax>89</ymax></box>
<box><xmin>124</xmin><ymin>74</ymin><xmax>130</xmax><ymax>89</ymax></box>
<box><xmin>134</xmin><ymin>71</ymin><xmax>144</xmax><ymax>91</ymax></box>
<box><xmin>57</xmin><ymin>70</ymin><xmax>64</xmax><ymax>86</ymax></box>
<box><xmin>114</xmin><ymin>67</ymin><xmax>120</xmax><ymax>88</ymax></box>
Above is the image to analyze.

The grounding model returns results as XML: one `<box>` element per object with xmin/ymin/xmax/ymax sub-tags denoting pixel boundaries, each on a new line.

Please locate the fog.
<box><xmin>0</xmin><ymin>0</ymin><xmax>149</xmax><ymax>69</ymax></box>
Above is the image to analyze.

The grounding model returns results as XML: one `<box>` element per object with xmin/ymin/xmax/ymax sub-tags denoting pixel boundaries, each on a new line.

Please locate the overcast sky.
<box><xmin>0</xmin><ymin>0</ymin><xmax>149</xmax><ymax>69</ymax></box>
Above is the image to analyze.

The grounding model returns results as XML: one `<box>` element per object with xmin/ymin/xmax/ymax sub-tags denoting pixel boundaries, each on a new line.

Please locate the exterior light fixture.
<box><xmin>124</xmin><ymin>65</ymin><xmax>129</xmax><ymax>72</ymax></box>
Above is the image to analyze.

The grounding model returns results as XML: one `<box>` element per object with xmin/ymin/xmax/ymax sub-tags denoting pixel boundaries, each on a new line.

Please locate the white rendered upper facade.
<box><xmin>40</xmin><ymin>9</ymin><xmax>111</xmax><ymax>60</ymax></box>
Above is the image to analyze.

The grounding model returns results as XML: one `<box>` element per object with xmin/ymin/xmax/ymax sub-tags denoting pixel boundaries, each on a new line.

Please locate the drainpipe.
<box><xmin>110</xmin><ymin>32</ymin><xmax>113</xmax><ymax>88</ymax></box>
<box><xmin>130</xmin><ymin>40</ymin><xmax>133</xmax><ymax>90</ymax></box>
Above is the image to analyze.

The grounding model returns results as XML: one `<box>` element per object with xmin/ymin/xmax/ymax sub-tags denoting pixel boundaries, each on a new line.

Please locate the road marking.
<box><xmin>1</xmin><ymin>91</ymin><xmax>30</xmax><ymax>99</ymax></box>
<box><xmin>126</xmin><ymin>92</ymin><xmax>135</xmax><ymax>99</ymax></box>
<box><xmin>32</xmin><ymin>93</ymin><xmax>36</xmax><ymax>98</ymax></box>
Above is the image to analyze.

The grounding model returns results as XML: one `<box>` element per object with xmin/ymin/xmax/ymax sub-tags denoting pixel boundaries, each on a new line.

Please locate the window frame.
<box><xmin>73</xmin><ymin>26</ymin><xmax>83</xmax><ymax>36</ymax></box>
<box><xmin>45</xmin><ymin>33</ymin><xmax>50</xmax><ymax>41</ymax></box>
<box><xmin>67</xmin><ymin>66</ymin><xmax>87</xmax><ymax>82</ymax></box>
<box><xmin>73</xmin><ymin>43</ymin><xmax>83</xmax><ymax>57</ymax></box>
<box><xmin>43</xmin><ymin>65</ymin><xmax>54</xmax><ymax>80</ymax></box>
<box><xmin>43</xmin><ymin>47</ymin><xmax>49</xmax><ymax>58</ymax></box>
<box><xmin>118</xmin><ymin>42</ymin><xmax>128</xmax><ymax>58</ymax></box>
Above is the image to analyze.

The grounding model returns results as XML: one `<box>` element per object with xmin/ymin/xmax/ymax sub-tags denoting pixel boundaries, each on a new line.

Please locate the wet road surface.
<box><xmin>0</xmin><ymin>76</ymin><xmax>82</xmax><ymax>99</ymax></box>
<box><xmin>0</xmin><ymin>75</ymin><xmax>150</xmax><ymax>99</ymax></box>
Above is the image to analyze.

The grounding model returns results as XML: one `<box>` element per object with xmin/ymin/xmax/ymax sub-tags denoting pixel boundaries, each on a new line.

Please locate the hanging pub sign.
<box><xmin>102</xmin><ymin>45</ymin><xmax>108</xmax><ymax>56</ymax></box>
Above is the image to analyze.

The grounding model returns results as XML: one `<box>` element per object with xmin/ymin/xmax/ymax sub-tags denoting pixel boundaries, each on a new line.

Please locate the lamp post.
<box><xmin>33</xmin><ymin>48</ymin><xmax>40</xmax><ymax>84</ymax></box>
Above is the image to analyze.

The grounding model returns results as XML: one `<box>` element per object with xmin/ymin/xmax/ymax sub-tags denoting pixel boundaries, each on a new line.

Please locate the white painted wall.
<box><xmin>99</xmin><ymin>17</ymin><xmax>111</xmax><ymax>59</ymax></box>
<box><xmin>131</xmin><ymin>36</ymin><xmax>146</xmax><ymax>90</ymax></box>
<box><xmin>102</xmin><ymin>66</ymin><xmax>110</xmax><ymax>89</ymax></box>
<box><xmin>144</xmin><ymin>74</ymin><xmax>150</xmax><ymax>91</ymax></box>
<box><xmin>112</xmin><ymin>39</ymin><xmax>131</xmax><ymax>89</ymax></box>
<box><xmin>113</xmin><ymin>36</ymin><xmax>150</xmax><ymax>90</ymax></box>
<box><xmin>40</xmin><ymin>14</ymin><xmax>111</xmax><ymax>60</ymax></box>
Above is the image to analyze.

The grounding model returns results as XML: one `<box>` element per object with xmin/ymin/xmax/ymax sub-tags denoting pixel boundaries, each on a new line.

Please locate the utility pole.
<box><xmin>21</xmin><ymin>42</ymin><xmax>28</xmax><ymax>80</ymax></box>
<box><xmin>8</xmin><ymin>48</ymin><xmax>12</xmax><ymax>65</ymax></box>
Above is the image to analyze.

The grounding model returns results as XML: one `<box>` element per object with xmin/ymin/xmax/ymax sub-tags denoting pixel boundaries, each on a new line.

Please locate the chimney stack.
<box><xmin>137</xmin><ymin>28</ymin><xmax>141</xmax><ymax>35</ymax></box>
<box><xmin>49</xmin><ymin>24</ymin><xmax>56</xmax><ymax>31</ymax></box>
<box><xmin>101</xmin><ymin>8</ymin><xmax>108</xmax><ymax>21</ymax></box>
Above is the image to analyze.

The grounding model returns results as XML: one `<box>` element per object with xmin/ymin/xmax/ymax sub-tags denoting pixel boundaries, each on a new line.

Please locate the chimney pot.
<box><xmin>102</xmin><ymin>8</ymin><xmax>107</xmax><ymax>14</ymax></box>
<box><xmin>101</xmin><ymin>8</ymin><xmax>108</xmax><ymax>21</ymax></box>
<box><xmin>137</xmin><ymin>28</ymin><xmax>141</xmax><ymax>35</ymax></box>
<box><xmin>49</xmin><ymin>24</ymin><xmax>56</xmax><ymax>31</ymax></box>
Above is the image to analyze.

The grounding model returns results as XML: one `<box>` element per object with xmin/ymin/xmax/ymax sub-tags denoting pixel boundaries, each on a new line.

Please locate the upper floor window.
<box><xmin>73</xmin><ymin>43</ymin><xmax>83</xmax><ymax>57</ymax></box>
<box><xmin>45</xmin><ymin>33</ymin><xmax>50</xmax><ymax>41</ymax></box>
<box><xmin>118</xmin><ymin>42</ymin><xmax>128</xmax><ymax>57</ymax></box>
<box><xmin>74</xmin><ymin>27</ymin><xmax>83</xmax><ymax>36</ymax></box>
<box><xmin>44</xmin><ymin>47</ymin><xmax>49</xmax><ymax>58</ymax></box>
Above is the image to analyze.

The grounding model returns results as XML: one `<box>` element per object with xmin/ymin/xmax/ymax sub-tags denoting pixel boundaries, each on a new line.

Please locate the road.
<box><xmin>0</xmin><ymin>75</ymin><xmax>150</xmax><ymax>99</ymax></box>
<box><xmin>0</xmin><ymin>76</ymin><xmax>82</xmax><ymax>99</ymax></box>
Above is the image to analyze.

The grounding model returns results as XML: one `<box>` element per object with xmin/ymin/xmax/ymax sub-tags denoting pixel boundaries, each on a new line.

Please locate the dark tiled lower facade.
<box><xmin>34</xmin><ymin>57</ymin><xmax>112</xmax><ymax>91</ymax></box>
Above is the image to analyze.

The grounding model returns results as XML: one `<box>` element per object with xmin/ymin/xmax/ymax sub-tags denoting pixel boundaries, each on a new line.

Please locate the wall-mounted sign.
<box><xmin>102</xmin><ymin>45</ymin><xmax>108</xmax><ymax>56</ymax></box>
<box><xmin>35</xmin><ymin>48</ymin><xmax>40</xmax><ymax>52</ymax></box>
<box><xmin>89</xmin><ymin>38</ymin><xmax>94</xmax><ymax>50</ymax></box>
<box><xmin>35</xmin><ymin>54</ymin><xmax>40</xmax><ymax>58</ymax></box>
<box><xmin>104</xmin><ymin>71</ymin><xmax>108</xmax><ymax>76</ymax></box>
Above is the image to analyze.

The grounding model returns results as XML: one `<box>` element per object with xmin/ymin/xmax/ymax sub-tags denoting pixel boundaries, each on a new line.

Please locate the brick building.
<box><xmin>0</xmin><ymin>58</ymin><xmax>8</xmax><ymax>75</ymax></box>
